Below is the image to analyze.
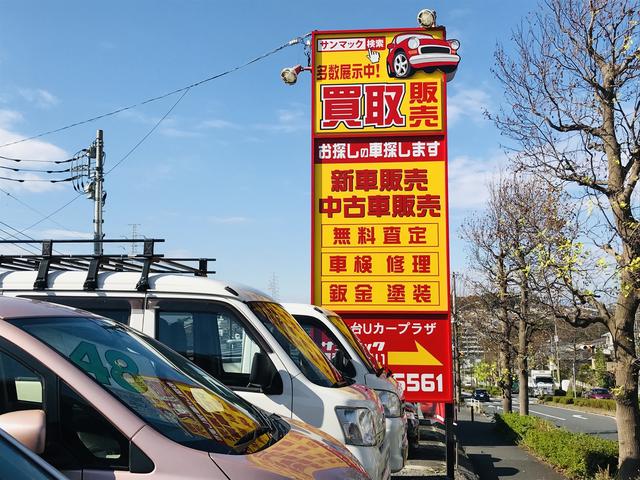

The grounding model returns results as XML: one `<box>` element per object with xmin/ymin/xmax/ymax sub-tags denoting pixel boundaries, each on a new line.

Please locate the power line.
<box><xmin>0</xmin><ymin>186</ymin><xmax>69</xmax><ymax>230</ymax></box>
<box><xmin>0</xmin><ymin>152</ymin><xmax>83</xmax><ymax>164</ymax></box>
<box><xmin>0</xmin><ymin>174</ymin><xmax>83</xmax><ymax>183</ymax></box>
<box><xmin>0</xmin><ymin>163</ymin><xmax>73</xmax><ymax>173</ymax></box>
<box><xmin>106</xmin><ymin>88</ymin><xmax>189</xmax><ymax>175</ymax></box>
<box><xmin>0</xmin><ymin>34</ymin><xmax>310</xmax><ymax>151</ymax></box>
<box><xmin>20</xmin><ymin>194</ymin><xmax>84</xmax><ymax>233</ymax></box>
<box><xmin>19</xmin><ymin>89</ymin><xmax>189</xmax><ymax>232</ymax></box>
<box><xmin>2</xmin><ymin>34</ymin><xmax>310</xmax><ymax>233</ymax></box>
<box><xmin>0</xmin><ymin>221</ymin><xmax>40</xmax><ymax>255</ymax></box>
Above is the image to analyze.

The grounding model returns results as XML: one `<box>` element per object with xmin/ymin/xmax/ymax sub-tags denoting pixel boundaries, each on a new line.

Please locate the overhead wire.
<box><xmin>8</xmin><ymin>34</ymin><xmax>310</xmax><ymax>232</ymax></box>
<box><xmin>0</xmin><ymin>217</ymin><xmax>42</xmax><ymax>255</ymax></box>
<box><xmin>0</xmin><ymin>34</ymin><xmax>311</xmax><ymax>151</ymax></box>
<box><xmin>0</xmin><ymin>186</ymin><xmax>69</xmax><ymax>230</ymax></box>
<box><xmin>0</xmin><ymin>174</ymin><xmax>84</xmax><ymax>183</ymax></box>
<box><xmin>0</xmin><ymin>152</ymin><xmax>84</xmax><ymax>163</ymax></box>
<box><xmin>20</xmin><ymin>89</ymin><xmax>189</xmax><ymax>232</ymax></box>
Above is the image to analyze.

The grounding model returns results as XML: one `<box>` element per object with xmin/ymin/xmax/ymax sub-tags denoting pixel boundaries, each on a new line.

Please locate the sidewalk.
<box><xmin>456</xmin><ymin>406</ymin><xmax>567</xmax><ymax>480</ymax></box>
<box><xmin>392</xmin><ymin>421</ymin><xmax>478</xmax><ymax>480</ymax></box>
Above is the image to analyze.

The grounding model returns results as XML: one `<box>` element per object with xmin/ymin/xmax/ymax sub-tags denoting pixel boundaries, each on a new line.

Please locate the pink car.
<box><xmin>386</xmin><ymin>33</ymin><xmax>460</xmax><ymax>80</ymax></box>
<box><xmin>0</xmin><ymin>296</ymin><xmax>369</xmax><ymax>480</ymax></box>
<box><xmin>584</xmin><ymin>388</ymin><xmax>613</xmax><ymax>400</ymax></box>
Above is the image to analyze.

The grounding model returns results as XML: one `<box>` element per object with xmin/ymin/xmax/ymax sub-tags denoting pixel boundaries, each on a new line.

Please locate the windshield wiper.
<box><xmin>232</xmin><ymin>426</ymin><xmax>271</xmax><ymax>453</ymax></box>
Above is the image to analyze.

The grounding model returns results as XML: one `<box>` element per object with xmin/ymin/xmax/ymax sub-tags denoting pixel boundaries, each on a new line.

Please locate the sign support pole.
<box><xmin>445</xmin><ymin>402</ymin><xmax>455</xmax><ymax>479</ymax></box>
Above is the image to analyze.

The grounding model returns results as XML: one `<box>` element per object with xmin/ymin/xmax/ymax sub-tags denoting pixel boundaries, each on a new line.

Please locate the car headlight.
<box><xmin>335</xmin><ymin>407</ymin><xmax>376</xmax><ymax>446</ymax></box>
<box><xmin>449</xmin><ymin>39</ymin><xmax>460</xmax><ymax>51</ymax></box>
<box><xmin>376</xmin><ymin>390</ymin><xmax>401</xmax><ymax>418</ymax></box>
<box><xmin>408</xmin><ymin>37</ymin><xmax>420</xmax><ymax>49</ymax></box>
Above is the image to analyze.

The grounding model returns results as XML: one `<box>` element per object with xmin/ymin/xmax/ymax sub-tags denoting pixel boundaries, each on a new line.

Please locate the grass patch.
<box><xmin>497</xmin><ymin>412</ymin><xmax>618</xmax><ymax>479</ymax></box>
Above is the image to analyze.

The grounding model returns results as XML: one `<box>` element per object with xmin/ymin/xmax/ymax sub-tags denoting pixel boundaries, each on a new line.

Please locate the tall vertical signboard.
<box><xmin>312</xmin><ymin>27</ymin><xmax>459</xmax><ymax>402</ymax></box>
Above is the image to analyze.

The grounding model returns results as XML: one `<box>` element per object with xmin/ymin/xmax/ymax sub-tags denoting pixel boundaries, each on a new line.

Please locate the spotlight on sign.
<box><xmin>280</xmin><ymin>65</ymin><xmax>310</xmax><ymax>85</ymax></box>
<box><xmin>417</xmin><ymin>9</ymin><xmax>437</xmax><ymax>28</ymax></box>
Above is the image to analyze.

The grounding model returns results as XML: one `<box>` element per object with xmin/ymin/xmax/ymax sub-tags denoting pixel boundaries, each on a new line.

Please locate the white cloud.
<box><xmin>0</xmin><ymin>109</ymin><xmax>69</xmax><ymax>193</ymax></box>
<box><xmin>199</xmin><ymin>119</ymin><xmax>238</xmax><ymax>129</ymax></box>
<box><xmin>159</xmin><ymin>126</ymin><xmax>201</xmax><ymax>138</ymax></box>
<box><xmin>37</xmin><ymin>229</ymin><xmax>92</xmax><ymax>239</ymax></box>
<box><xmin>448</xmin><ymin>153</ymin><xmax>507</xmax><ymax>209</ymax></box>
<box><xmin>209</xmin><ymin>216</ymin><xmax>250</xmax><ymax>224</ymax></box>
<box><xmin>447</xmin><ymin>87</ymin><xmax>491</xmax><ymax>125</ymax></box>
<box><xmin>0</xmin><ymin>110</ymin><xmax>23</xmax><ymax>128</ymax></box>
<box><xmin>18</xmin><ymin>88</ymin><xmax>59</xmax><ymax>109</ymax></box>
<box><xmin>254</xmin><ymin>106</ymin><xmax>307</xmax><ymax>133</ymax></box>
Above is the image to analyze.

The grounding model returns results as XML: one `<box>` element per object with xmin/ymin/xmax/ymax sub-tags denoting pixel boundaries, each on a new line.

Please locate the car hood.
<box><xmin>210</xmin><ymin>419</ymin><xmax>369</xmax><ymax>480</ymax></box>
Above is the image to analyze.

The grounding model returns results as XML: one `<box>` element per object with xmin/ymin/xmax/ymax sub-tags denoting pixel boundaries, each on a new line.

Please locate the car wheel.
<box><xmin>386</xmin><ymin>60</ymin><xmax>395</xmax><ymax>78</ymax></box>
<box><xmin>393</xmin><ymin>51</ymin><xmax>413</xmax><ymax>78</ymax></box>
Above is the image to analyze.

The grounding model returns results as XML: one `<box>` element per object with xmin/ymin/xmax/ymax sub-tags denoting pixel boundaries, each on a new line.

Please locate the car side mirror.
<box><xmin>0</xmin><ymin>409</ymin><xmax>46</xmax><ymax>454</ymax></box>
<box><xmin>332</xmin><ymin>350</ymin><xmax>356</xmax><ymax>379</ymax></box>
<box><xmin>248</xmin><ymin>352</ymin><xmax>282</xmax><ymax>395</ymax></box>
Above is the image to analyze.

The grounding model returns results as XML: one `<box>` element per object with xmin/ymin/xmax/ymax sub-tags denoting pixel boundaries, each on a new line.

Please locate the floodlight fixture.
<box><xmin>280</xmin><ymin>65</ymin><xmax>310</xmax><ymax>85</ymax></box>
<box><xmin>417</xmin><ymin>9</ymin><xmax>437</xmax><ymax>28</ymax></box>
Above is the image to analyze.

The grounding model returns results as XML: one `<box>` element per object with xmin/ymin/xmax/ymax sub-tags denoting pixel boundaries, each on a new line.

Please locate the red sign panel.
<box><xmin>344</xmin><ymin>317</ymin><xmax>452</xmax><ymax>402</ymax></box>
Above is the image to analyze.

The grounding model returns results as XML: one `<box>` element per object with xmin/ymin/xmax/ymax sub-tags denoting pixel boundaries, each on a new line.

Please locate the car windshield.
<box><xmin>326</xmin><ymin>314</ymin><xmax>381</xmax><ymax>374</ymax></box>
<box><xmin>11</xmin><ymin>316</ymin><xmax>282</xmax><ymax>455</ymax></box>
<box><xmin>475</xmin><ymin>390</ymin><xmax>487</xmax><ymax>394</ymax></box>
<box><xmin>593</xmin><ymin>388</ymin><xmax>609</xmax><ymax>393</ymax></box>
<box><xmin>248</xmin><ymin>302</ymin><xmax>345</xmax><ymax>388</ymax></box>
<box><xmin>535</xmin><ymin>377</ymin><xmax>554</xmax><ymax>384</ymax></box>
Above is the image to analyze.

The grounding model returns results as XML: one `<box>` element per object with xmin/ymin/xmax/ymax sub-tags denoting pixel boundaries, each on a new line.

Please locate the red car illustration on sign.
<box><xmin>386</xmin><ymin>33</ymin><xmax>460</xmax><ymax>81</ymax></box>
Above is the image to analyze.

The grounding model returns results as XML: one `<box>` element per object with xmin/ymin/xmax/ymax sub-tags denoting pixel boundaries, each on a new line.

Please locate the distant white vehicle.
<box><xmin>528</xmin><ymin>370</ymin><xmax>555</xmax><ymax>396</ymax></box>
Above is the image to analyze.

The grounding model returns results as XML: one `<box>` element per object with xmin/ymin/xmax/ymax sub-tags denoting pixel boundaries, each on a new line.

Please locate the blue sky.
<box><xmin>0</xmin><ymin>1</ymin><xmax>534</xmax><ymax>301</ymax></box>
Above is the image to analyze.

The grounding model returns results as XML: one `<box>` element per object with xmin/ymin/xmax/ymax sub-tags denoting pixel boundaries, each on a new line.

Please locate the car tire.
<box><xmin>393</xmin><ymin>51</ymin><xmax>413</xmax><ymax>78</ymax></box>
<box><xmin>386</xmin><ymin>60</ymin><xmax>395</xmax><ymax>78</ymax></box>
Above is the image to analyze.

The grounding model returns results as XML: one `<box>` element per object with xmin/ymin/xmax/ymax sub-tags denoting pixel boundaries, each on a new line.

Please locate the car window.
<box><xmin>58</xmin><ymin>382</ymin><xmax>128</xmax><ymax>470</ymax></box>
<box><xmin>326</xmin><ymin>314</ymin><xmax>381</xmax><ymax>374</ymax></box>
<box><xmin>0</xmin><ymin>433</ymin><xmax>62</xmax><ymax>480</ymax></box>
<box><xmin>156</xmin><ymin>301</ymin><xmax>270</xmax><ymax>390</ymax></box>
<box><xmin>249</xmin><ymin>302</ymin><xmax>345</xmax><ymax>388</ymax></box>
<box><xmin>12</xmin><ymin>316</ymin><xmax>276</xmax><ymax>455</ymax></box>
<box><xmin>24</xmin><ymin>297</ymin><xmax>136</xmax><ymax>326</ymax></box>
<box><xmin>0</xmin><ymin>351</ymin><xmax>43</xmax><ymax>413</ymax></box>
<box><xmin>294</xmin><ymin>315</ymin><xmax>347</xmax><ymax>361</ymax></box>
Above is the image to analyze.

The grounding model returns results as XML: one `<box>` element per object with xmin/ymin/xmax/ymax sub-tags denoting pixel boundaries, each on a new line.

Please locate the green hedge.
<box><xmin>540</xmin><ymin>396</ymin><xmax>616</xmax><ymax>412</ymax></box>
<box><xmin>496</xmin><ymin>413</ymin><xmax>617</xmax><ymax>479</ymax></box>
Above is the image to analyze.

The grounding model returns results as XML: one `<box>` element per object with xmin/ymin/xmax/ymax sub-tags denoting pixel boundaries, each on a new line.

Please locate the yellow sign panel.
<box><xmin>312</xmin><ymin>28</ymin><xmax>455</xmax><ymax>314</ymax></box>
<box><xmin>321</xmin><ymin>252</ymin><xmax>440</xmax><ymax>277</ymax></box>
<box><xmin>313</xmin><ymin>29</ymin><xmax>459</xmax><ymax>135</ymax></box>
<box><xmin>313</xmin><ymin>159</ymin><xmax>448</xmax><ymax>312</ymax></box>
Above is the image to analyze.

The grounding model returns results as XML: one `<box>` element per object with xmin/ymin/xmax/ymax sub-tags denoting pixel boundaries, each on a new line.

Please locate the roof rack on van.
<box><xmin>0</xmin><ymin>238</ymin><xmax>215</xmax><ymax>292</ymax></box>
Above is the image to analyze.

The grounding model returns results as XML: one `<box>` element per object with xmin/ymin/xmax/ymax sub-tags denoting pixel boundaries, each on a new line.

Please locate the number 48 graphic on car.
<box><xmin>70</xmin><ymin>341</ymin><xmax>144</xmax><ymax>393</ymax></box>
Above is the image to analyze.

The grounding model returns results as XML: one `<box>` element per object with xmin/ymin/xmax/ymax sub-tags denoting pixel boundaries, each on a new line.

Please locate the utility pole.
<box><xmin>93</xmin><ymin>129</ymin><xmax>104</xmax><ymax>255</ymax></box>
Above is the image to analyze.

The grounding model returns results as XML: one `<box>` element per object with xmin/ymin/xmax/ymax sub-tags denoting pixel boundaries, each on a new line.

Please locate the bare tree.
<box><xmin>462</xmin><ymin>177</ymin><xmax>518</xmax><ymax>413</ymax></box>
<box><xmin>491</xmin><ymin>0</ymin><xmax>640</xmax><ymax>474</ymax></box>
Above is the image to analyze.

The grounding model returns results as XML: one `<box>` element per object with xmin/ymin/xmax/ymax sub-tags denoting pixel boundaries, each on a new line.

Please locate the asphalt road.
<box><xmin>485</xmin><ymin>397</ymin><xmax>618</xmax><ymax>441</ymax></box>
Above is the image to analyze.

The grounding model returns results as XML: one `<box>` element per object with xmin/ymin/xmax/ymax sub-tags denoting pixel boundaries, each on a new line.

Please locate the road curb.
<box><xmin>455</xmin><ymin>442</ymin><xmax>479</xmax><ymax>480</ymax></box>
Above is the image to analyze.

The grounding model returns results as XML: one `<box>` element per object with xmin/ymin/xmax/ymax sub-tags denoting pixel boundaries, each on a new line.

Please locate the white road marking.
<box><xmin>572</xmin><ymin>414</ymin><xmax>588</xmax><ymax>420</ymax></box>
<box><xmin>529</xmin><ymin>410</ymin><xmax>566</xmax><ymax>421</ymax></box>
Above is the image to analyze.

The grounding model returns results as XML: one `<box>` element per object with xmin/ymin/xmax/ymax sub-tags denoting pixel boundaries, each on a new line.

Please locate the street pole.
<box><xmin>93</xmin><ymin>129</ymin><xmax>104</xmax><ymax>255</ymax></box>
<box><xmin>452</xmin><ymin>272</ymin><xmax>461</xmax><ymax>405</ymax></box>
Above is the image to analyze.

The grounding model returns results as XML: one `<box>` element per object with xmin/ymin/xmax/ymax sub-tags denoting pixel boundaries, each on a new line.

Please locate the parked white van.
<box><xmin>283</xmin><ymin>303</ymin><xmax>408</xmax><ymax>473</ymax></box>
<box><xmin>0</xmin><ymin>268</ymin><xmax>390</xmax><ymax>480</ymax></box>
